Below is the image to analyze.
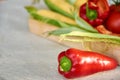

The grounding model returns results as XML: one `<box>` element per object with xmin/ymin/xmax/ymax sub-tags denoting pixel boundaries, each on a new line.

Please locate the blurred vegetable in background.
<box><xmin>31</xmin><ymin>0</ymin><xmax>40</xmax><ymax>4</ymax></box>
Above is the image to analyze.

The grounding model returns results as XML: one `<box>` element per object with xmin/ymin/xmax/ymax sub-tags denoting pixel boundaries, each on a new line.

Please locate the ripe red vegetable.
<box><xmin>105</xmin><ymin>12</ymin><xmax>120</xmax><ymax>34</ymax></box>
<box><xmin>110</xmin><ymin>0</ymin><xmax>120</xmax><ymax>13</ymax></box>
<box><xmin>105</xmin><ymin>0</ymin><xmax>120</xmax><ymax>34</ymax></box>
<box><xmin>96</xmin><ymin>25</ymin><xmax>112</xmax><ymax>34</ymax></box>
<box><xmin>79</xmin><ymin>0</ymin><xmax>109</xmax><ymax>27</ymax></box>
<box><xmin>58</xmin><ymin>48</ymin><xmax>118</xmax><ymax>79</ymax></box>
<box><xmin>110</xmin><ymin>4</ymin><xmax>120</xmax><ymax>13</ymax></box>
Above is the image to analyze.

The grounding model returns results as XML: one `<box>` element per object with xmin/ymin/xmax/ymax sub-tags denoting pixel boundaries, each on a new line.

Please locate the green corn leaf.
<box><xmin>49</xmin><ymin>27</ymin><xmax>87</xmax><ymax>36</ymax></box>
<box><xmin>44</xmin><ymin>0</ymin><xmax>74</xmax><ymax>19</ymax></box>
<box><xmin>74</xmin><ymin>12</ymin><xmax>98</xmax><ymax>33</ymax></box>
<box><xmin>66</xmin><ymin>0</ymin><xmax>77</xmax><ymax>5</ymax></box>
<box><xmin>60</xmin><ymin>31</ymin><xmax>120</xmax><ymax>45</ymax></box>
<box><xmin>49</xmin><ymin>21</ymin><xmax>89</xmax><ymax>36</ymax></box>
<box><xmin>57</xmin><ymin>21</ymin><xmax>73</xmax><ymax>28</ymax></box>
<box><xmin>57</xmin><ymin>21</ymin><xmax>90</xmax><ymax>32</ymax></box>
<box><xmin>25</xmin><ymin>6</ymin><xmax>38</xmax><ymax>14</ymax></box>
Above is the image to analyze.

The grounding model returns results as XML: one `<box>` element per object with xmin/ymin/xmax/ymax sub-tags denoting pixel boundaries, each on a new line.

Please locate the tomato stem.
<box><xmin>112</xmin><ymin>0</ymin><xmax>120</xmax><ymax>5</ymax></box>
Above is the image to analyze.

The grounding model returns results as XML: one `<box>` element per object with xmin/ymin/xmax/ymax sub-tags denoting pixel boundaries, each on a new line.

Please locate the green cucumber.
<box><xmin>60</xmin><ymin>31</ymin><xmax>120</xmax><ymax>45</ymax></box>
<box><xmin>44</xmin><ymin>0</ymin><xmax>74</xmax><ymax>19</ymax></box>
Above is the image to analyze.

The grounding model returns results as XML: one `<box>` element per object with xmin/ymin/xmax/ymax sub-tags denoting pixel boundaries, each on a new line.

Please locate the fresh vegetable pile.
<box><xmin>25</xmin><ymin>0</ymin><xmax>120</xmax><ymax>79</ymax></box>
<box><xmin>25</xmin><ymin>0</ymin><xmax>120</xmax><ymax>45</ymax></box>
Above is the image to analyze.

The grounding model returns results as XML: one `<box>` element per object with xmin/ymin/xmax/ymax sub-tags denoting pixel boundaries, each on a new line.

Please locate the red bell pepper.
<box><xmin>58</xmin><ymin>48</ymin><xmax>117</xmax><ymax>79</ymax></box>
<box><xmin>79</xmin><ymin>0</ymin><xmax>109</xmax><ymax>27</ymax></box>
<box><xmin>96</xmin><ymin>25</ymin><xmax>120</xmax><ymax>37</ymax></box>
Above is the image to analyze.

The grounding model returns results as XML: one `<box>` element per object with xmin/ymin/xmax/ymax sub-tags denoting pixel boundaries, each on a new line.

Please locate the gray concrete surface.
<box><xmin>0</xmin><ymin>0</ymin><xmax>120</xmax><ymax>80</ymax></box>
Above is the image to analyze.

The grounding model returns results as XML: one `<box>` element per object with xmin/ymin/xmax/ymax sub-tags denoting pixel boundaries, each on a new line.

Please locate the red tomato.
<box><xmin>105</xmin><ymin>12</ymin><xmax>120</xmax><ymax>34</ymax></box>
<box><xmin>110</xmin><ymin>5</ymin><xmax>120</xmax><ymax>13</ymax></box>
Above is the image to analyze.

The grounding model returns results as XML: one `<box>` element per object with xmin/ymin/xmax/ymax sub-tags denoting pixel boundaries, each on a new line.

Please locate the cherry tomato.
<box><xmin>105</xmin><ymin>12</ymin><xmax>120</xmax><ymax>34</ymax></box>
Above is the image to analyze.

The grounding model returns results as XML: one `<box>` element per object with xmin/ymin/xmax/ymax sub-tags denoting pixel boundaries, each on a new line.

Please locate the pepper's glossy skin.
<box><xmin>58</xmin><ymin>48</ymin><xmax>117</xmax><ymax>79</ymax></box>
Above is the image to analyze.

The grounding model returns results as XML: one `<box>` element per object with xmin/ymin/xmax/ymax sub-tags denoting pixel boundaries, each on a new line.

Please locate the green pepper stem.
<box><xmin>86</xmin><ymin>3</ymin><xmax>98</xmax><ymax>20</ymax></box>
<box><xmin>60</xmin><ymin>56</ymin><xmax>72</xmax><ymax>72</ymax></box>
